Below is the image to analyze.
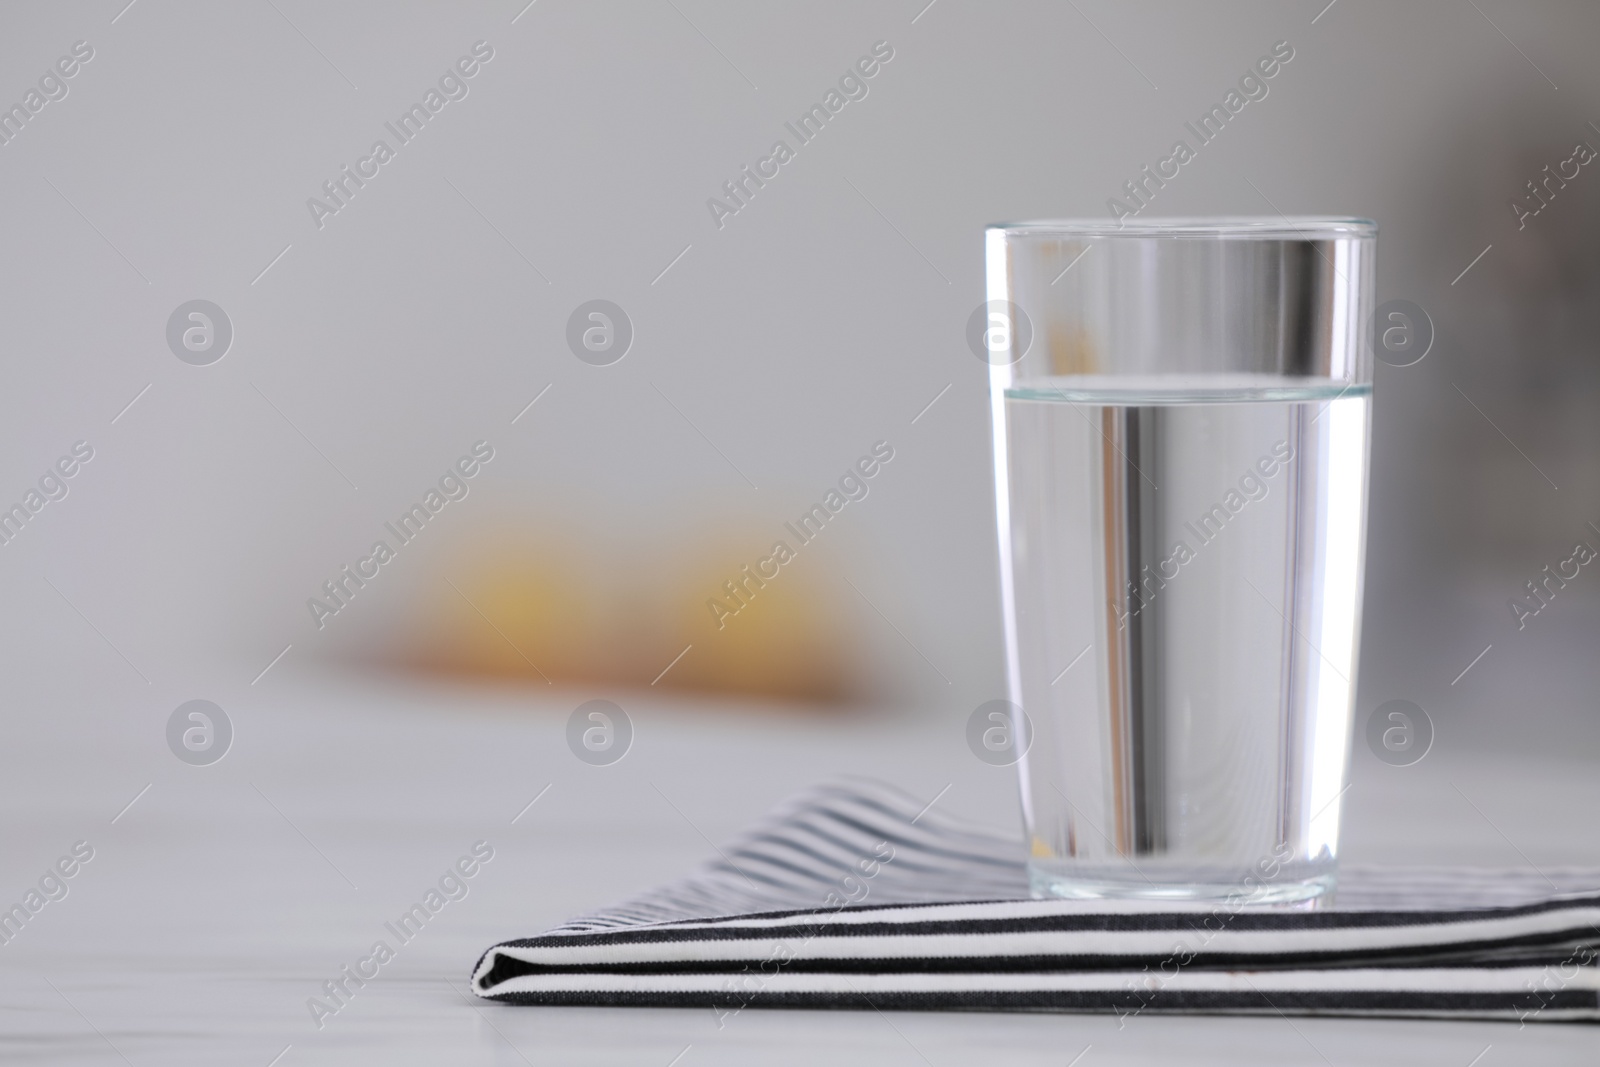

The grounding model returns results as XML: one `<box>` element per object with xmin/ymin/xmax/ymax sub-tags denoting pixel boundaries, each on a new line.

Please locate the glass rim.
<box><xmin>987</xmin><ymin>216</ymin><xmax>1377</xmax><ymax>240</ymax></box>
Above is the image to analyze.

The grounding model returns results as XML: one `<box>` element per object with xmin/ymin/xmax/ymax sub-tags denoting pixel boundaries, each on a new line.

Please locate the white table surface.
<box><xmin>4</xmin><ymin>665</ymin><xmax>1599</xmax><ymax>1065</ymax></box>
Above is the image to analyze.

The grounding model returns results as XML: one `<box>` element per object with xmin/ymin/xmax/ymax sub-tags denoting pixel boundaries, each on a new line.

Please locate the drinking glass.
<box><xmin>984</xmin><ymin>217</ymin><xmax>1375</xmax><ymax>903</ymax></box>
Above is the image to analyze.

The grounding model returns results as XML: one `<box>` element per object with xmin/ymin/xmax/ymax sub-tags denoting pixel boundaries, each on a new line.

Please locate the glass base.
<box><xmin>1028</xmin><ymin>860</ymin><xmax>1336</xmax><ymax>907</ymax></box>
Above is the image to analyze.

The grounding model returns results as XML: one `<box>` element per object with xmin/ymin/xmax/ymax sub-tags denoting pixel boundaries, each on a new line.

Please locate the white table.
<box><xmin>3</xmin><ymin>666</ymin><xmax>1598</xmax><ymax>1064</ymax></box>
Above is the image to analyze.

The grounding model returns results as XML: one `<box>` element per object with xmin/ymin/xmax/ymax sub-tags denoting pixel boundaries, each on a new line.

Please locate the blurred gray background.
<box><xmin>1</xmin><ymin>0</ymin><xmax>1597</xmax><ymax>755</ymax></box>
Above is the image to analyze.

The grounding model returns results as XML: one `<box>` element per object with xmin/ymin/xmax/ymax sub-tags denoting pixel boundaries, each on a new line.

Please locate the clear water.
<box><xmin>996</xmin><ymin>377</ymin><xmax>1370</xmax><ymax>902</ymax></box>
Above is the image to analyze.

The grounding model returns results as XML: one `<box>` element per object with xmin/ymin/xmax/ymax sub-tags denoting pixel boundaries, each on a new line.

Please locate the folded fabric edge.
<box><xmin>469</xmin><ymin>964</ymin><xmax>1600</xmax><ymax>1021</ymax></box>
<box><xmin>470</xmin><ymin>898</ymin><xmax>1600</xmax><ymax>992</ymax></box>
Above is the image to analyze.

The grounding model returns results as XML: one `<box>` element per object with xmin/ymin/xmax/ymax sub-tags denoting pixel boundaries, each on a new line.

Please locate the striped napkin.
<box><xmin>472</xmin><ymin>779</ymin><xmax>1600</xmax><ymax>1021</ymax></box>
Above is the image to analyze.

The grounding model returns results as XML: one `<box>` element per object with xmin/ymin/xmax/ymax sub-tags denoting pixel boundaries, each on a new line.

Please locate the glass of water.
<box><xmin>985</xmin><ymin>217</ymin><xmax>1375</xmax><ymax>904</ymax></box>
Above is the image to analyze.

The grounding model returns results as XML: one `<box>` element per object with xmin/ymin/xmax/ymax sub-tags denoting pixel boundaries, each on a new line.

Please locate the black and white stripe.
<box><xmin>473</xmin><ymin>779</ymin><xmax>1600</xmax><ymax>1019</ymax></box>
